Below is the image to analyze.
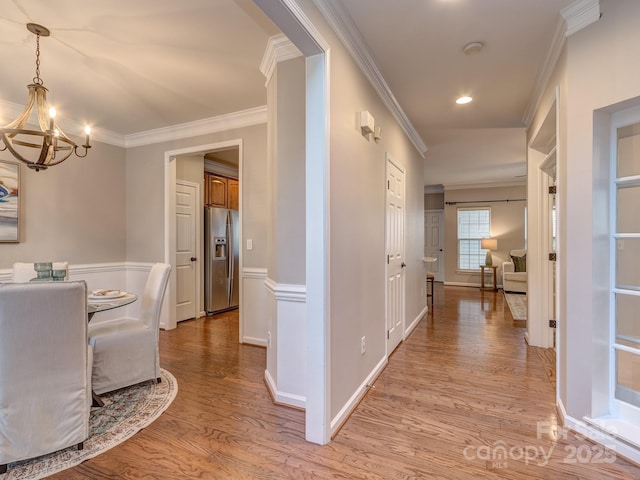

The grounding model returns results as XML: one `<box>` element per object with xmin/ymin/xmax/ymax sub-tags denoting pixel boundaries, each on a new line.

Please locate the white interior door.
<box><xmin>425</xmin><ymin>210</ymin><xmax>445</xmax><ymax>282</ymax></box>
<box><xmin>176</xmin><ymin>181</ymin><xmax>198</xmax><ymax>322</ymax></box>
<box><xmin>386</xmin><ymin>156</ymin><xmax>405</xmax><ymax>355</ymax></box>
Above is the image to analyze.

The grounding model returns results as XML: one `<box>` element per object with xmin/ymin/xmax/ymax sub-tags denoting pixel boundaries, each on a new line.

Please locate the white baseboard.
<box><xmin>264</xmin><ymin>369</ymin><xmax>306</xmax><ymax>409</ymax></box>
<box><xmin>558</xmin><ymin>398</ymin><xmax>640</xmax><ymax>466</ymax></box>
<box><xmin>445</xmin><ymin>281</ymin><xmax>504</xmax><ymax>289</ymax></box>
<box><xmin>330</xmin><ymin>355</ymin><xmax>388</xmax><ymax>436</ymax></box>
<box><xmin>243</xmin><ymin>336</ymin><xmax>267</xmax><ymax>347</ymax></box>
<box><xmin>405</xmin><ymin>305</ymin><xmax>428</xmax><ymax>339</ymax></box>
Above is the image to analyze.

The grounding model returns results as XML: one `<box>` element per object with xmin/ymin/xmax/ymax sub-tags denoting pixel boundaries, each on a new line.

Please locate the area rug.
<box><xmin>2</xmin><ymin>369</ymin><xmax>177</xmax><ymax>480</ymax></box>
<box><xmin>505</xmin><ymin>292</ymin><xmax>527</xmax><ymax>321</ymax></box>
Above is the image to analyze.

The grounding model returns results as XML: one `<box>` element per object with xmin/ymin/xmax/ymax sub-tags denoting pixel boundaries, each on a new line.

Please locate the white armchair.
<box><xmin>0</xmin><ymin>281</ymin><xmax>91</xmax><ymax>473</ymax></box>
<box><xmin>503</xmin><ymin>249</ymin><xmax>527</xmax><ymax>293</ymax></box>
<box><xmin>89</xmin><ymin>263</ymin><xmax>171</xmax><ymax>395</ymax></box>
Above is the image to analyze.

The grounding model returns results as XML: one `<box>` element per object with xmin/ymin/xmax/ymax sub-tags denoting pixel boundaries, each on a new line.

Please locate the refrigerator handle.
<box><xmin>227</xmin><ymin>210</ymin><xmax>234</xmax><ymax>304</ymax></box>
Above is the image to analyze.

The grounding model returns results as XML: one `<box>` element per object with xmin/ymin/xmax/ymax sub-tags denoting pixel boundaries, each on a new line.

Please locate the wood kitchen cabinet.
<box><xmin>204</xmin><ymin>173</ymin><xmax>238</xmax><ymax>210</ymax></box>
<box><xmin>228</xmin><ymin>179</ymin><xmax>239</xmax><ymax>210</ymax></box>
<box><xmin>206</xmin><ymin>174</ymin><xmax>228</xmax><ymax>207</ymax></box>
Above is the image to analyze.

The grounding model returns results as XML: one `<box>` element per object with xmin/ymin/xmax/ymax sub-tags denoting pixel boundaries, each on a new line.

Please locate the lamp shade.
<box><xmin>481</xmin><ymin>238</ymin><xmax>498</xmax><ymax>251</ymax></box>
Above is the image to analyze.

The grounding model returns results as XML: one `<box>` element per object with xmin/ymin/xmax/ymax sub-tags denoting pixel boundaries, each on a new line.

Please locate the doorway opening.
<box><xmin>165</xmin><ymin>139</ymin><xmax>243</xmax><ymax>343</ymax></box>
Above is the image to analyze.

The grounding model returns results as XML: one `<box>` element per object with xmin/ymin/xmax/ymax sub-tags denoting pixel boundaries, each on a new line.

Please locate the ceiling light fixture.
<box><xmin>456</xmin><ymin>96</ymin><xmax>473</xmax><ymax>105</ymax></box>
<box><xmin>463</xmin><ymin>41</ymin><xmax>484</xmax><ymax>55</ymax></box>
<box><xmin>0</xmin><ymin>23</ymin><xmax>91</xmax><ymax>172</ymax></box>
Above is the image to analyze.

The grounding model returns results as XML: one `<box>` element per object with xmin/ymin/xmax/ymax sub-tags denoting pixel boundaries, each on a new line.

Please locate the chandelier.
<box><xmin>0</xmin><ymin>23</ymin><xmax>91</xmax><ymax>172</ymax></box>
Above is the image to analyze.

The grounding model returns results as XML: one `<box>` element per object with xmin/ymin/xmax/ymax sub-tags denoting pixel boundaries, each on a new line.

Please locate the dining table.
<box><xmin>87</xmin><ymin>292</ymin><xmax>138</xmax><ymax>321</ymax></box>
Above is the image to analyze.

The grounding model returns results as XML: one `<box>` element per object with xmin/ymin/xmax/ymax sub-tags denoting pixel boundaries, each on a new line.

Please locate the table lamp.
<box><xmin>481</xmin><ymin>238</ymin><xmax>498</xmax><ymax>266</ymax></box>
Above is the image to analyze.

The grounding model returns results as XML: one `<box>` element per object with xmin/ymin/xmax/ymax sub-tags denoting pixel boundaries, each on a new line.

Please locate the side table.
<box><xmin>480</xmin><ymin>265</ymin><xmax>498</xmax><ymax>292</ymax></box>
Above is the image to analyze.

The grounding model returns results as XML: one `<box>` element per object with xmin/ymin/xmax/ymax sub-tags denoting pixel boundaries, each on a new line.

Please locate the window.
<box><xmin>457</xmin><ymin>208</ymin><xmax>490</xmax><ymax>270</ymax></box>
<box><xmin>613</xmin><ymin>124</ymin><xmax>640</xmax><ymax>410</ymax></box>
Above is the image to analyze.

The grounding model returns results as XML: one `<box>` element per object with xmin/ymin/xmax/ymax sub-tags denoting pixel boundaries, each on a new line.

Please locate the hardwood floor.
<box><xmin>54</xmin><ymin>285</ymin><xmax>640</xmax><ymax>479</ymax></box>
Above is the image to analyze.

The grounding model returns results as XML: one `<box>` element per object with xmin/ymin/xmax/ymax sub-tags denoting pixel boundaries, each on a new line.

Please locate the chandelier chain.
<box><xmin>33</xmin><ymin>33</ymin><xmax>42</xmax><ymax>85</ymax></box>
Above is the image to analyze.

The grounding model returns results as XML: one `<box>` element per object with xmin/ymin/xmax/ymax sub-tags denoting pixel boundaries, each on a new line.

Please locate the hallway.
<box><xmin>56</xmin><ymin>286</ymin><xmax>640</xmax><ymax>479</ymax></box>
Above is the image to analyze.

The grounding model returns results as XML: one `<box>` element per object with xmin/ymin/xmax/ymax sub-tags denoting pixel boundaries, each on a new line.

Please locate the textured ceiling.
<box><xmin>0</xmin><ymin>0</ymin><xmax>278</xmax><ymax>136</ymax></box>
<box><xmin>329</xmin><ymin>0</ymin><xmax>574</xmax><ymax>188</ymax></box>
<box><xmin>0</xmin><ymin>0</ymin><xmax>577</xmax><ymax>187</ymax></box>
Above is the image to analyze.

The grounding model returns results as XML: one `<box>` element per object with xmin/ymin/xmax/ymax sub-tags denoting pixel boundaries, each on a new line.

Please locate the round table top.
<box><xmin>88</xmin><ymin>292</ymin><xmax>138</xmax><ymax>315</ymax></box>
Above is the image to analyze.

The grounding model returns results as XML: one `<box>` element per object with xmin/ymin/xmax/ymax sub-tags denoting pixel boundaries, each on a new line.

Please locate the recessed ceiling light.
<box><xmin>456</xmin><ymin>96</ymin><xmax>472</xmax><ymax>105</ymax></box>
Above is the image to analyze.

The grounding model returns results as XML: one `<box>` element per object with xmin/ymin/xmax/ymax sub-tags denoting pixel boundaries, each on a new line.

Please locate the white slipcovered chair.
<box><xmin>502</xmin><ymin>249</ymin><xmax>527</xmax><ymax>293</ymax></box>
<box><xmin>0</xmin><ymin>281</ymin><xmax>91</xmax><ymax>473</ymax></box>
<box><xmin>12</xmin><ymin>261</ymin><xmax>70</xmax><ymax>282</ymax></box>
<box><xmin>88</xmin><ymin>263</ymin><xmax>171</xmax><ymax>395</ymax></box>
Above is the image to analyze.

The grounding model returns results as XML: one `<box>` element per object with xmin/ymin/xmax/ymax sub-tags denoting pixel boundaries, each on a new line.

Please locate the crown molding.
<box><xmin>204</xmin><ymin>159</ymin><xmax>239</xmax><ymax>179</ymax></box>
<box><xmin>522</xmin><ymin>0</ymin><xmax>600</xmax><ymax>126</ymax></box>
<box><xmin>311</xmin><ymin>0</ymin><xmax>427</xmax><ymax>156</ymax></box>
<box><xmin>123</xmin><ymin>106</ymin><xmax>267</xmax><ymax>148</ymax></box>
<box><xmin>561</xmin><ymin>0</ymin><xmax>600</xmax><ymax>37</ymax></box>
<box><xmin>0</xmin><ymin>99</ymin><xmax>267</xmax><ymax>149</ymax></box>
<box><xmin>522</xmin><ymin>16</ymin><xmax>566</xmax><ymax>127</ymax></box>
<box><xmin>0</xmin><ymin>98</ymin><xmax>128</xmax><ymax>147</ymax></box>
<box><xmin>260</xmin><ymin>34</ymin><xmax>303</xmax><ymax>85</ymax></box>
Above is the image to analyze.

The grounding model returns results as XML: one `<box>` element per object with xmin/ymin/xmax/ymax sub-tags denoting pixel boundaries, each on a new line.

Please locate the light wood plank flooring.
<box><xmin>54</xmin><ymin>285</ymin><xmax>640</xmax><ymax>479</ymax></box>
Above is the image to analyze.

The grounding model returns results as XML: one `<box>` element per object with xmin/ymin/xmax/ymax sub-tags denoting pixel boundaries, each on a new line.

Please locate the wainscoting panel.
<box><xmin>1</xmin><ymin>262</ymin><xmax>154</xmax><ymax>325</ymax></box>
<box><xmin>242</xmin><ymin>268</ymin><xmax>268</xmax><ymax>346</ymax></box>
<box><xmin>264</xmin><ymin>278</ymin><xmax>307</xmax><ymax>409</ymax></box>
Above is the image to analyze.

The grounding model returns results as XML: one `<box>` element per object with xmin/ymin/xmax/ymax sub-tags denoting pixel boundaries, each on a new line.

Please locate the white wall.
<box><xmin>1</xmin><ymin>137</ymin><xmax>126</xmax><ymax>268</ymax></box>
<box><xmin>125</xmin><ymin>124</ymin><xmax>268</xmax><ymax>268</ymax></box>
<box><xmin>286</xmin><ymin>2</ymin><xmax>426</xmax><ymax>420</ymax></box>
<box><xmin>549</xmin><ymin>0</ymin><xmax>640</xmax><ymax>426</ymax></box>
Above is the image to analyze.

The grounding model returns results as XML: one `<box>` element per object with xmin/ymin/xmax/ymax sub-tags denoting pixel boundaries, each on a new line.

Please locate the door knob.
<box><xmin>401</xmin><ymin>262</ymin><xmax>406</xmax><ymax>268</ymax></box>
<box><xmin>190</xmin><ymin>257</ymin><xmax>197</xmax><ymax>261</ymax></box>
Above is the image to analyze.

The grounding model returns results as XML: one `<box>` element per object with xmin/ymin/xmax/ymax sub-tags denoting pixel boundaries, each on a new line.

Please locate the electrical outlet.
<box><xmin>360</xmin><ymin>336</ymin><xmax>366</xmax><ymax>355</ymax></box>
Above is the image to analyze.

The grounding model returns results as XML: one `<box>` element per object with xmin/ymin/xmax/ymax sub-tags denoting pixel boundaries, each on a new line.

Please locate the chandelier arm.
<box><xmin>45</xmin><ymin>149</ymin><xmax>76</xmax><ymax>166</ymax></box>
<box><xmin>35</xmin><ymin>86</ymin><xmax>50</xmax><ymax>132</ymax></box>
<box><xmin>3</xmin><ymin>89</ymin><xmax>37</xmax><ymax>131</ymax></box>
<box><xmin>52</xmin><ymin>125</ymin><xmax>75</xmax><ymax>145</ymax></box>
<box><xmin>1</xmin><ymin>133</ymin><xmax>39</xmax><ymax>167</ymax></box>
<box><xmin>73</xmin><ymin>145</ymin><xmax>91</xmax><ymax>158</ymax></box>
<box><xmin>36</xmin><ymin>140</ymin><xmax>55</xmax><ymax>166</ymax></box>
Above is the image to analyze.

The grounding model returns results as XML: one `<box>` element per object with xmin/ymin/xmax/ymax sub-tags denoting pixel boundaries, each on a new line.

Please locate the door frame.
<box><xmin>385</xmin><ymin>153</ymin><xmax>406</xmax><ymax>356</ymax></box>
<box><xmin>164</xmin><ymin>139</ymin><xmax>243</xmax><ymax>336</ymax></box>
<box><xmin>175</xmin><ymin>179</ymin><xmax>201</xmax><ymax>322</ymax></box>
<box><xmin>424</xmin><ymin>209</ymin><xmax>445</xmax><ymax>282</ymax></box>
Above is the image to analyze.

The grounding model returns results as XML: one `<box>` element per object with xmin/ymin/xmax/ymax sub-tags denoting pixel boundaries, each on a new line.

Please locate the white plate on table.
<box><xmin>89</xmin><ymin>290</ymin><xmax>127</xmax><ymax>300</ymax></box>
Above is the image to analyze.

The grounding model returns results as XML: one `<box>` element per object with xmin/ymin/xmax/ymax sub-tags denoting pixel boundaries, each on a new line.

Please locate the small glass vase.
<box><xmin>52</xmin><ymin>269</ymin><xmax>66</xmax><ymax>281</ymax></box>
<box><xmin>32</xmin><ymin>262</ymin><xmax>53</xmax><ymax>281</ymax></box>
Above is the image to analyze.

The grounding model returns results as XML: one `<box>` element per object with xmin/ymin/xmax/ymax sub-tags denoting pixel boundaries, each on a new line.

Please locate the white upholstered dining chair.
<box><xmin>88</xmin><ymin>263</ymin><xmax>171</xmax><ymax>395</ymax></box>
<box><xmin>0</xmin><ymin>281</ymin><xmax>91</xmax><ymax>473</ymax></box>
<box><xmin>12</xmin><ymin>261</ymin><xmax>69</xmax><ymax>282</ymax></box>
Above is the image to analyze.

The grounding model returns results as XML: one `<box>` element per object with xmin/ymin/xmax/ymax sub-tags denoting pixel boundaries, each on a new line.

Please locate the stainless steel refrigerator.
<box><xmin>204</xmin><ymin>207</ymin><xmax>239</xmax><ymax>314</ymax></box>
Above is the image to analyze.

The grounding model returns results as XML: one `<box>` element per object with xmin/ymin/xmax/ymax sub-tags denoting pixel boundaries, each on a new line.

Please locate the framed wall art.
<box><xmin>0</xmin><ymin>160</ymin><xmax>19</xmax><ymax>242</ymax></box>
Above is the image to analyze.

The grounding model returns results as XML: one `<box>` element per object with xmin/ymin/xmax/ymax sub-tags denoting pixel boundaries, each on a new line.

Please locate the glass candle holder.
<box><xmin>52</xmin><ymin>269</ymin><xmax>66</xmax><ymax>281</ymax></box>
<box><xmin>34</xmin><ymin>262</ymin><xmax>53</xmax><ymax>280</ymax></box>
